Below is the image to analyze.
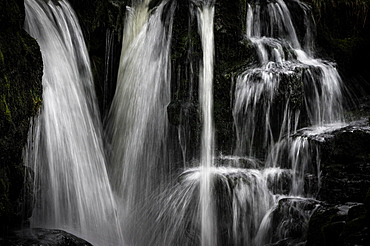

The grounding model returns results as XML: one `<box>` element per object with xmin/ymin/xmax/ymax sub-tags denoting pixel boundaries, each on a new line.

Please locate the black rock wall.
<box><xmin>0</xmin><ymin>0</ymin><xmax>43</xmax><ymax>233</ymax></box>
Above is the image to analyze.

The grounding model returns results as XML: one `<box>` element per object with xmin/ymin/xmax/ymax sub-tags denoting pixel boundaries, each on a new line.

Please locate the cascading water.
<box><xmin>23</xmin><ymin>0</ymin><xmax>350</xmax><ymax>245</ymax></box>
<box><xmin>105</xmin><ymin>0</ymin><xmax>175</xmax><ymax>222</ymax></box>
<box><xmin>234</xmin><ymin>0</ymin><xmax>344</xmax><ymax>158</ymax></box>
<box><xmin>230</xmin><ymin>0</ymin><xmax>346</xmax><ymax>244</ymax></box>
<box><xmin>24</xmin><ymin>0</ymin><xmax>123</xmax><ymax>245</ymax></box>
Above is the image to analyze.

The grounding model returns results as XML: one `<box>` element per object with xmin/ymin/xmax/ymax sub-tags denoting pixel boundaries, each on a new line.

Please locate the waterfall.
<box><xmin>234</xmin><ymin>0</ymin><xmax>344</xmax><ymax>158</ymax></box>
<box><xmin>105</xmin><ymin>0</ymin><xmax>176</xmax><ymax>238</ymax></box>
<box><xmin>22</xmin><ymin>0</ymin><xmax>350</xmax><ymax>245</ymax></box>
<box><xmin>24</xmin><ymin>0</ymin><xmax>123</xmax><ymax>245</ymax></box>
<box><xmin>230</xmin><ymin>0</ymin><xmax>346</xmax><ymax>244</ymax></box>
<box><xmin>194</xmin><ymin>1</ymin><xmax>217</xmax><ymax>245</ymax></box>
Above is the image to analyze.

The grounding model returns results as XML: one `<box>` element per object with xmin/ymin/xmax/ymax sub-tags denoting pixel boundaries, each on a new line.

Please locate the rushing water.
<box><xmin>105</xmin><ymin>0</ymin><xmax>175</xmax><ymax>223</ymax></box>
<box><xmin>24</xmin><ymin>0</ymin><xmax>348</xmax><ymax>245</ymax></box>
<box><xmin>195</xmin><ymin>1</ymin><xmax>217</xmax><ymax>245</ymax></box>
<box><xmin>24</xmin><ymin>0</ymin><xmax>123</xmax><ymax>245</ymax></box>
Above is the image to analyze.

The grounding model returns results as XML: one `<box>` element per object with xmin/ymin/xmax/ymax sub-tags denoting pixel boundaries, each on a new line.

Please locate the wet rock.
<box><xmin>271</xmin><ymin>197</ymin><xmax>321</xmax><ymax>245</ymax></box>
<box><xmin>0</xmin><ymin>228</ymin><xmax>92</xmax><ymax>246</ymax></box>
<box><xmin>306</xmin><ymin>199</ymin><xmax>370</xmax><ymax>246</ymax></box>
<box><xmin>310</xmin><ymin>121</ymin><xmax>370</xmax><ymax>204</ymax></box>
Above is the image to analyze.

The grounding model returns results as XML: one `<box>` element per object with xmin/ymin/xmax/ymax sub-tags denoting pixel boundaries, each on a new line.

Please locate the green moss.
<box><xmin>0</xmin><ymin>0</ymin><xmax>43</xmax><ymax>230</ymax></box>
<box><xmin>0</xmin><ymin>50</ymin><xmax>4</xmax><ymax>65</ymax></box>
<box><xmin>1</xmin><ymin>95</ymin><xmax>12</xmax><ymax>122</ymax></box>
<box><xmin>30</xmin><ymin>89</ymin><xmax>42</xmax><ymax>113</ymax></box>
<box><xmin>334</xmin><ymin>38</ymin><xmax>356</xmax><ymax>52</ymax></box>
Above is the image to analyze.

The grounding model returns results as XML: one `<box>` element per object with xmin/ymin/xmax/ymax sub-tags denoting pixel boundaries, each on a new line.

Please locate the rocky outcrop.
<box><xmin>301</xmin><ymin>120</ymin><xmax>370</xmax><ymax>246</ymax></box>
<box><xmin>1</xmin><ymin>228</ymin><xmax>92</xmax><ymax>245</ymax></box>
<box><xmin>306</xmin><ymin>194</ymin><xmax>370</xmax><ymax>246</ymax></box>
<box><xmin>312</xmin><ymin>121</ymin><xmax>370</xmax><ymax>204</ymax></box>
<box><xmin>0</xmin><ymin>0</ymin><xmax>43</xmax><ymax>233</ymax></box>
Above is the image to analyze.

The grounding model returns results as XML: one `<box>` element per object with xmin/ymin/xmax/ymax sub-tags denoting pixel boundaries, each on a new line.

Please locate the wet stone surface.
<box><xmin>0</xmin><ymin>228</ymin><xmax>92</xmax><ymax>246</ymax></box>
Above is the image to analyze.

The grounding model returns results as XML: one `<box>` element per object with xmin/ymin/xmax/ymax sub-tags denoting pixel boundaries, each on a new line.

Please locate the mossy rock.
<box><xmin>0</xmin><ymin>0</ymin><xmax>43</xmax><ymax>232</ymax></box>
<box><xmin>306</xmin><ymin>207</ymin><xmax>345</xmax><ymax>246</ymax></box>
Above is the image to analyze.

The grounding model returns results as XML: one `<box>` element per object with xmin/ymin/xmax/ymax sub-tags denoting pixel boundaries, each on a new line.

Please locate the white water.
<box><xmin>195</xmin><ymin>2</ymin><xmax>216</xmax><ymax>246</ymax></box>
<box><xmin>231</xmin><ymin>0</ymin><xmax>346</xmax><ymax>244</ymax></box>
<box><xmin>24</xmin><ymin>0</ymin><xmax>123</xmax><ymax>245</ymax></box>
<box><xmin>23</xmin><ymin>0</ymin><xmax>348</xmax><ymax>245</ymax></box>
<box><xmin>105</xmin><ymin>0</ymin><xmax>175</xmax><ymax>241</ymax></box>
<box><xmin>234</xmin><ymin>1</ymin><xmax>344</xmax><ymax>158</ymax></box>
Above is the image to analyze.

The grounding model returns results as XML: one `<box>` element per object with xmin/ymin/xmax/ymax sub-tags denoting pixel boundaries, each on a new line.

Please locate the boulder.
<box><xmin>0</xmin><ymin>228</ymin><xmax>92</xmax><ymax>246</ymax></box>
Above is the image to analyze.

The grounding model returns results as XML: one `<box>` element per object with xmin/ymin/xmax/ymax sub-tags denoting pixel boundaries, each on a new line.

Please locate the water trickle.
<box><xmin>24</xmin><ymin>0</ymin><xmax>123</xmax><ymax>245</ymax></box>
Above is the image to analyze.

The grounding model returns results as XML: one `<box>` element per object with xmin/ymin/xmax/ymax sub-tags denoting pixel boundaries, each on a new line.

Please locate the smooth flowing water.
<box><xmin>105</xmin><ymin>0</ymin><xmax>175</xmax><ymax>222</ymax></box>
<box><xmin>23</xmin><ymin>0</ymin><xmax>348</xmax><ymax>245</ymax></box>
<box><xmin>24</xmin><ymin>0</ymin><xmax>123</xmax><ymax>245</ymax></box>
<box><xmin>195</xmin><ymin>1</ymin><xmax>217</xmax><ymax>245</ymax></box>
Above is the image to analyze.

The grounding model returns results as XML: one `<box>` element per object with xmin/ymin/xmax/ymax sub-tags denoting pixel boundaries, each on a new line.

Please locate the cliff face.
<box><xmin>0</xmin><ymin>0</ymin><xmax>43</xmax><ymax>232</ymax></box>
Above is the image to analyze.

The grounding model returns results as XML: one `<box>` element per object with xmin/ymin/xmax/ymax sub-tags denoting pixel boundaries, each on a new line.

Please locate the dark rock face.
<box><xmin>303</xmin><ymin>121</ymin><xmax>370</xmax><ymax>246</ymax></box>
<box><xmin>67</xmin><ymin>0</ymin><xmax>126</xmax><ymax>117</ymax></box>
<box><xmin>316</xmin><ymin>122</ymin><xmax>370</xmax><ymax>204</ymax></box>
<box><xmin>0</xmin><ymin>228</ymin><xmax>92</xmax><ymax>246</ymax></box>
<box><xmin>270</xmin><ymin>198</ymin><xmax>322</xmax><ymax>246</ymax></box>
<box><xmin>0</xmin><ymin>0</ymin><xmax>43</xmax><ymax>233</ymax></box>
<box><xmin>304</xmin><ymin>0</ymin><xmax>370</xmax><ymax>98</ymax></box>
<box><xmin>306</xmin><ymin>199</ymin><xmax>370</xmax><ymax>246</ymax></box>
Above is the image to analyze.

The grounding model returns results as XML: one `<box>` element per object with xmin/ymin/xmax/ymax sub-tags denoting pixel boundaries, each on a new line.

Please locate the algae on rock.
<box><xmin>0</xmin><ymin>0</ymin><xmax>43</xmax><ymax>232</ymax></box>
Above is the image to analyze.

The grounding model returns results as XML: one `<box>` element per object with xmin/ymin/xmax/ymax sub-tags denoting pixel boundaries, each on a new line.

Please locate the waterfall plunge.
<box><xmin>194</xmin><ymin>2</ymin><xmax>217</xmax><ymax>246</ymax></box>
<box><xmin>104</xmin><ymin>0</ymin><xmax>176</xmax><ymax>242</ymax></box>
<box><xmin>24</xmin><ymin>0</ymin><xmax>123</xmax><ymax>245</ymax></box>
